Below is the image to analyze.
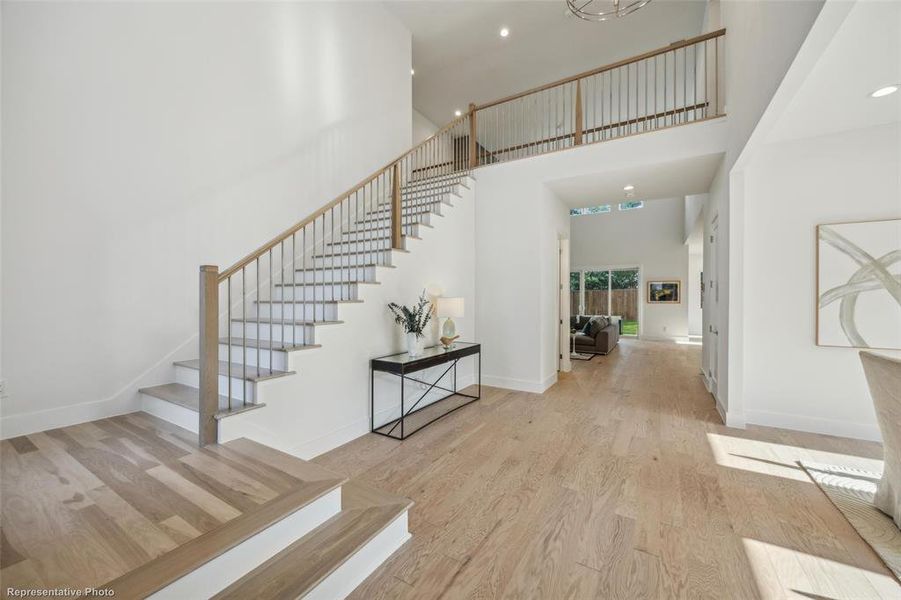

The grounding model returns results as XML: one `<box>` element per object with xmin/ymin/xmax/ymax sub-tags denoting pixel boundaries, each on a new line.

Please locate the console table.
<box><xmin>370</xmin><ymin>342</ymin><xmax>481</xmax><ymax>440</ymax></box>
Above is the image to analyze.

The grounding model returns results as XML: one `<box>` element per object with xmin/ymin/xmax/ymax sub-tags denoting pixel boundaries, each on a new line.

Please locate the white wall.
<box><xmin>412</xmin><ymin>109</ymin><xmax>439</xmax><ymax>145</ymax></box>
<box><xmin>700</xmin><ymin>0</ymin><xmax>825</xmax><ymax>424</ymax></box>
<box><xmin>740</xmin><ymin>123</ymin><xmax>900</xmax><ymax>441</ymax></box>
<box><xmin>475</xmin><ymin>118</ymin><xmax>726</xmax><ymax>392</ymax></box>
<box><xmin>1</xmin><ymin>2</ymin><xmax>412</xmax><ymax>435</ymax></box>
<box><xmin>220</xmin><ymin>184</ymin><xmax>477</xmax><ymax>458</ymax></box>
<box><xmin>571</xmin><ymin>197</ymin><xmax>690</xmax><ymax>340</ymax></box>
<box><xmin>539</xmin><ymin>188</ymin><xmax>570</xmax><ymax>383</ymax></box>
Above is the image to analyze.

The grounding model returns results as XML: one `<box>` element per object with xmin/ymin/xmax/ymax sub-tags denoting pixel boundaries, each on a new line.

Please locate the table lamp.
<box><xmin>436</xmin><ymin>297</ymin><xmax>464</xmax><ymax>347</ymax></box>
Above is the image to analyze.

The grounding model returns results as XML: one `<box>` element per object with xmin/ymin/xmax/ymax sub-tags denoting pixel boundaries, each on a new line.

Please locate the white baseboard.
<box><xmin>220</xmin><ymin>374</ymin><xmax>479</xmax><ymax>460</ymax></box>
<box><xmin>0</xmin><ymin>394</ymin><xmax>140</xmax><ymax>439</ymax></box>
<box><xmin>482</xmin><ymin>372</ymin><xmax>557</xmax><ymax>394</ymax></box>
<box><xmin>744</xmin><ymin>408</ymin><xmax>881</xmax><ymax>442</ymax></box>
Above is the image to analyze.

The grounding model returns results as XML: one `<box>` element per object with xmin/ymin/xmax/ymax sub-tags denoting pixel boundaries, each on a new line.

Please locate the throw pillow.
<box><xmin>588</xmin><ymin>317</ymin><xmax>604</xmax><ymax>337</ymax></box>
<box><xmin>581</xmin><ymin>320</ymin><xmax>593</xmax><ymax>335</ymax></box>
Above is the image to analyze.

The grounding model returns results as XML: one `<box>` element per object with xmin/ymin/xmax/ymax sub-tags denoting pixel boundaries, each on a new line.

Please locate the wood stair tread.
<box><xmin>98</xmin><ymin>438</ymin><xmax>347</xmax><ymax>599</ymax></box>
<box><xmin>212</xmin><ymin>480</ymin><xmax>412</xmax><ymax>599</ymax></box>
<box><xmin>230</xmin><ymin>318</ymin><xmax>344</xmax><ymax>326</ymax></box>
<box><xmin>174</xmin><ymin>359</ymin><xmax>295</xmax><ymax>381</ymax></box>
<box><xmin>139</xmin><ymin>382</ymin><xmax>265</xmax><ymax>419</ymax></box>
<box><xmin>218</xmin><ymin>338</ymin><xmax>322</xmax><ymax>352</ymax></box>
<box><xmin>273</xmin><ymin>281</ymin><xmax>380</xmax><ymax>287</ymax></box>
<box><xmin>327</xmin><ymin>235</ymin><xmax>421</xmax><ymax>245</ymax></box>
<box><xmin>294</xmin><ymin>263</ymin><xmax>395</xmax><ymax>271</ymax></box>
<box><xmin>254</xmin><ymin>299</ymin><xmax>363</xmax><ymax>305</ymax></box>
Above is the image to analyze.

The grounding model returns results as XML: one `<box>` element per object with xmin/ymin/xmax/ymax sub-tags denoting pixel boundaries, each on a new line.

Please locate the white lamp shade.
<box><xmin>437</xmin><ymin>297</ymin><xmax>464</xmax><ymax>319</ymax></box>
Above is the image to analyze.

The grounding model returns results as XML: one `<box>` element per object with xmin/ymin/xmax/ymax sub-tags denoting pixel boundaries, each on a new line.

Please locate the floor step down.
<box><xmin>212</xmin><ymin>480</ymin><xmax>413</xmax><ymax>599</ymax></box>
<box><xmin>97</xmin><ymin>438</ymin><xmax>347</xmax><ymax>599</ymax></box>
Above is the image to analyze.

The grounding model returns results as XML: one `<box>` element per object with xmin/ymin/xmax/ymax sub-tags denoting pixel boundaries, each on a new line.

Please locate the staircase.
<box><xmin>125</xmin><ymin>27</ymin><xmax>726</xmax><ymax>599</ymax></box>
<box><xmin>139</xmin><ymin>171</ymin><xmax>473</xmax><ymax>435</ymax></box>
<box><xmin>127</xmin><ymin>171</ymin><xmax>472</xmax><ymax>599</ymax></box>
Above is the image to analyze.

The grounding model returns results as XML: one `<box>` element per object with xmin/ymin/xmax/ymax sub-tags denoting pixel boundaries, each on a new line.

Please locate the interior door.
<box><xmin>559</xmin><ymin>239</ymin><xmax>572</xmax><ymax>372</ymax></box>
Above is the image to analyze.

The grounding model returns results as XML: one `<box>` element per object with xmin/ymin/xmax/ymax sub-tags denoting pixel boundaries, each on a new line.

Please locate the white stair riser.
<box><xmin>141</xmin><ymin>394</ymin><xmax>198</xmax><ymax>433</ymax></box>
<box><xmin>175</xmin><ymin>365</ymin><xmax>256</xmax><ymax>403</ymax></box>
<box><xmin>149</xmin><ymin>488</ymin><xmax>343</xmax><ymax>600</ymax></box>
<box><xmin>312</xmin><ymin>252</ymin><xmax>392</xmax><ymax>269</ymax></box>
<box><xmin>271</xmin><ymin>284</ymin><xmax>360</xmax><ymax>302</ymax></box>
<box><xmin>327</xmin><ymin>239</ymin><xmax>396</xmax><ymax>253</ymax></box>
<box><xmin>357</xmin><ymin>209</ymin><xmax>440</xmax><ymax>226</ymax></box>
<box><xmin>255</xmin><ymin>302</ymin><xmax>339</xmax><ymax>321</ymax></box>
<box><xmin>218</xmin><ymin>343</ymin><xmax>288</xmax><ymax>371</ymax></box>
<box><xmin>340</xmin><ymin>224</ymin><xmax>422</xmax><ymax>242</ymax></box>
<box><xmin>303</xmin><ymin>510</ymin><xmax>411</xmax><ymax>600</ymax></box>
<box><xmin>293</xmin><ymin>266</ymin><xmax>377</xmax><ymax>283</ymax></box>
<box><xmin>230</xmin><ymin>321</ymin><xmax>316</xmax><ymax>344</ymax></box>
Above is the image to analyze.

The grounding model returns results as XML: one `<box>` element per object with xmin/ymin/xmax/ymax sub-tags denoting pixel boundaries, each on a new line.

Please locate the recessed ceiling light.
<box><xmin>623</xmin><ymin>184</ymin><xmax>635</xmax><ymax>191</ymax></box>
<box><xmin>411</xmin><ymin>68</ymin><xmax>415</xmax><ymax>76</ymax></box>
<box><xmin>454</xmin><ymin>110</ymin><xmax>462</xmax><ymax>117</ymax></box>
<box><xmin>870</xmin><ymin>85</ymin><xmax>899</xmax><ymax>98</ymax></box>
<box><xmin>499</xmin><ymin>27</ymin><xmax>510</xmax><ymax>38</ymax></box>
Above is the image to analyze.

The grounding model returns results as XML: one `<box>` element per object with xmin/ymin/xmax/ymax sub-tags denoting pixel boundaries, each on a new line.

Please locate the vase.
<box><xmin>406</xmin><ymin>332</ymin><xmax>424</xmax><ymax>357</ymax></box>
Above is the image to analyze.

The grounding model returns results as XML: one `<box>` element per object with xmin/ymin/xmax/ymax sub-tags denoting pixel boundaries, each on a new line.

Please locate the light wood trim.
<box><xmin>391</xmin><ymin>163</ymin><xmax>402</xmax><ymax>249</ymax></box>
<box><xmin>475</xmin><ymin>28</ymin><xmax>725</xmax><ymax>110</ymax></box>
<box><xmin>199</xmin><ymin>265</ymin><xmax>219</xmax><ymax>446</ymax></box>
<box><xmin>574</xmin><ymin>80</ymin><xmax>583</xmax><ymax>146</ymax></box>
<box><xmin>468</xmin><ymin>103</ymin><xmax>477</xmax><ymax>168</ymax></box>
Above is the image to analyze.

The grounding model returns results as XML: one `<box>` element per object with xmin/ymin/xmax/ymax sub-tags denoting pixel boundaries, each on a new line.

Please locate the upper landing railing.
<box><xmin>195</xmin><ymin>29</ymin><xmax>726</xmax><ymax>445</ymax></box>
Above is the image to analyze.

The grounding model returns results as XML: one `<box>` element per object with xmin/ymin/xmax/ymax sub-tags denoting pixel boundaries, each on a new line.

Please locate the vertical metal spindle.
<box><xmin>295</xmin><ymin>230</ymin><xmax>300</xmax><ymax>346</ymax></box>
<box><xmin>255</xmin><ymin>258</ymin><xmax>260</xmax><ymax>379</ymax></box>
<box><xmin>227</xmin><ymin>276</ymin><xmax>232</xmax><ymax>410</ymax></box>
<box><xmin>242</xmin><ymin>267</ymin><xmax>246</xmax><ymax>406</ymax></box>
<box><xmin>268</xmin><ymin>248</ymin><xmax>273</xmax><ymax>374</ymax></box>
<box><xmin>280</xmin><ymin>240</ymin><xmax>285</xmax><ymax>355</ymax></box>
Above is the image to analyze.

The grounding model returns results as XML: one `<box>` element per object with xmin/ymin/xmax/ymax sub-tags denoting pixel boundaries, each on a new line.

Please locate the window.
<box><xmin>618</xmin><ymin>201</ymin><xmax>644</xmax><ymax>211</ymax></box>
<box><xmin>570</xmin><ymin>204</ymin><xmax>611</xmax><ymax>216</ymax></box>
<box><xmin>570</xmin><ymin>267</ymin><xmax>640</xmax><ymax>336</ymax></box>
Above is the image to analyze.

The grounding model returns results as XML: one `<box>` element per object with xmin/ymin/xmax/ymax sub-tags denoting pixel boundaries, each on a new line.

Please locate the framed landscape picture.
<box><xmin>816</xmin><ymin>218</ymin><xmax>901</xmax><ymax>350</ymax></box>
<box><xmin>647</xmin><ymin>280</ymin><xmax>681</xmax><ymax>304</ymax></box>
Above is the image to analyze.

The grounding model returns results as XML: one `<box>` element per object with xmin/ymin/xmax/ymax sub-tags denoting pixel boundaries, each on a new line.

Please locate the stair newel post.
<box><xmin>199</xmin><ymin>265</ymin><xmax>219</xmax><ymax>446</ymax></box>
<box><xmin>574</xmin><ymin>79</ymin><xmax>584</xmax><ymax>146</ymax></box>
<box><xmin>391</xmin><ymin>162</ymin><xmax>402</xmax><ymax>250</ymax></box>
<box><xmin>468</xmin><ymin>103</ymin><xmax>477</xmax><ymax>169</ymax></box>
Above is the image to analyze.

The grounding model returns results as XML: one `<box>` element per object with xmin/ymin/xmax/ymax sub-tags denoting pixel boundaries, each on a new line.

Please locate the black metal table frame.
<box><xmin>370</xmin><ymin>344</ymin><xmax>481</xmax><ymax>440</ymax></box>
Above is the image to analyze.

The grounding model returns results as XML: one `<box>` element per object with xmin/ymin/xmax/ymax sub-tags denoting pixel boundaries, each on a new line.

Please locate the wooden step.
<box><xmin>218</xmin><ymin>337</ymin><xmax>322</xmax><ymax>352</ymax></box>
<box><xmin>212</xmin><ymin>481</ymin><xmax>412</xmax><ymax>599</ymax></box>
<box><xmin>326</xmin><ymin>235</ymin><xmax>421</xmax><ymax>247</ymax></box>
<box><xmin>230</xmin><ymin>318</ymin><xmax>344</xmax><ymax>327</ymax></box>
<box><xmin>98</xmin><ymin>438</ymin><xmax>347</xmax><ymax>599</ymax></box>
<box><xmin>139</xmin><ymin>382</ymin><xmax>265</xmax><ymax>419</ymax></box>
<box><xmin>175</xmin><ymin>359</ymin><xmax>295</xmax><ymax>382</ymax></box>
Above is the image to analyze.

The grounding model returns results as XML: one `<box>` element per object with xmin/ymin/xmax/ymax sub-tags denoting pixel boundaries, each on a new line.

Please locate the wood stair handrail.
<box><xmin>475</xmin><ymin>28</ymin><xmax>726</xmax><ymax>111</ymax></box>
<box><xmin>217</xmin><ymin>27</ymin><xmax>726</xmax><ymax>281</ymax></box>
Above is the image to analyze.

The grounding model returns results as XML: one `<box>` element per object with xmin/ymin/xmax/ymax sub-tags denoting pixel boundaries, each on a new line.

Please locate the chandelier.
<box><xmin>566</xmin><ymin>0</ymin><xmax>653</xmax><ymax>22</ymax></box>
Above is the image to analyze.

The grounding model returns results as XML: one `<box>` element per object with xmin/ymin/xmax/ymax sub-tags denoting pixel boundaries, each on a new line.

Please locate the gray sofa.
<box><xmin>571</xmin><ymin>315</ymin><xmax>619</xmax><ymax>355</ymax></box>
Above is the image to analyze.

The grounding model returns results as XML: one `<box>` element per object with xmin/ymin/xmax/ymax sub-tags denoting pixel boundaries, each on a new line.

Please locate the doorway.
<box><xmin>570</xmin><ymin>267</ymin><xmax>640</xmax><ymax>336</ymax></box>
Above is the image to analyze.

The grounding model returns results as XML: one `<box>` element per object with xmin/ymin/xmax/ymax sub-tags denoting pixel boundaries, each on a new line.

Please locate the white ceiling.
<box><xmin>767</xmin><ymin>0</ymin><xmax>901</xmax><ymax>144</ymax></box>
<box><xmin>385</xmin><ymin>0</ymin><xmax>707</xmax><ymax>125</ymax></box>
<box><xmin>546</xmin><ymin>152</ymin><xmax>723</xmax><ymax>208</ymax></box>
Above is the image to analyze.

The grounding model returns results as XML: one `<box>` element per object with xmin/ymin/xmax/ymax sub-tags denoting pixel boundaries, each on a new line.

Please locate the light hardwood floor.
<box><xmin>314</xmin><ymin>339</ymin><xmax>901</xmax><ymax>599</ymax></box>
<box><xmin>0</xmin><ymin>413</ymin><xmax>343</xmax><ymax>597</ymax></box>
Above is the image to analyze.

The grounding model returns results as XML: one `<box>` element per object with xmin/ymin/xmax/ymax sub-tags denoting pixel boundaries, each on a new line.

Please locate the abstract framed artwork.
<box><xmin>817</xmin><ymin>218</ymin><xmax>901</xmax><ymax>350</ymax></box>
<box><xmin>647</xmin><ymin>280</ymin><xmax>681</xmax><ymax>304</ymax></box>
